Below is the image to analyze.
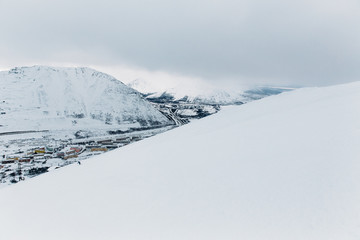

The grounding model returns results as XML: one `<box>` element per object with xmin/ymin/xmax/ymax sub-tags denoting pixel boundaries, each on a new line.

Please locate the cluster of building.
<box><xmin>1</xmin><ymin>135</ymin><xmax>143</xmax><ymax>166</ymax></box>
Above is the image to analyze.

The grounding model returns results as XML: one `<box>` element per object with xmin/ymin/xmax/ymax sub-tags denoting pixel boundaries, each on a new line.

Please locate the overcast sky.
<box><xmin>1</xmin><ymin>0</ymin><xmax>360</xmax><ymax>87</ymax></box>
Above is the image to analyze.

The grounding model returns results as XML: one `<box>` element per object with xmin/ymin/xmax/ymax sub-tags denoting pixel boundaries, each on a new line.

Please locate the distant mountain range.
<box><xmin>0</xmin><ymin>66</ymin><xmax>172</xmax><ymax>133</ymax></box>
<box><xmin>127</xmin><ymin>78</ymin><xmax>294</xmax><ymax>105</ymax></box>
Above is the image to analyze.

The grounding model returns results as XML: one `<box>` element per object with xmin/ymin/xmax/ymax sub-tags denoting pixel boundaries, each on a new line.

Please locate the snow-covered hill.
<box><xmin>128</xmin><ymin>78</ymin><xmax>292</xmax><ymax>105</ymax></box>
<box><xmin>0</xmin><ymin>66</ymin><xmax>171</xmax><ymax>133</ymax></box>
<box><xmin>0</xmin><ymin>81</ymin><xmax>359</xmax><ymax>239</ymax></box>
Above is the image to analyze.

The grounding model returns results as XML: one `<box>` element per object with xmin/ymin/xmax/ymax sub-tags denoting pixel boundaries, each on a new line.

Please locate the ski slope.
<box><xmin>0</xmin><ymin>81</ymin><xmax>359</xmax><ymax>239</ymax></box>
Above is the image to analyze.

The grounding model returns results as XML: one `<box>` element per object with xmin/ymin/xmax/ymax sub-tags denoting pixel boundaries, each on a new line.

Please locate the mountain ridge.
<box><xmin>0</xmin><ymin>66</ymin><xmax>172</xmax><ymax>132</ymax></box>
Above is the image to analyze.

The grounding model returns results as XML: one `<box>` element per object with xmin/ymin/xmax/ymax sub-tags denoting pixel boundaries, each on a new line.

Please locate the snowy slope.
<box><xmin>0</xmin><ymin>66</ymin><xmax>171</xmax><ymax>132</ymax></box>
<box><xmin>0</xmin><ymin>82</ymin><xmax>359</xmax><ymax>239</ymax></box>
<box><xmin>128</xmin><ymin>77</ymin><xmax>292</xmax><ymax>104</ymax></box>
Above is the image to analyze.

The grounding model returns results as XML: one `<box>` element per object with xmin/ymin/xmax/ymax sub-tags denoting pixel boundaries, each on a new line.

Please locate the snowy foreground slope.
<box><xmin>0</xmin><ymin>66</ymin><xmax>170</xmax><ymax>132</ymax></box>
<box><xmin>0</xmin><ymin>82</ymin><xmax>360</xmax><ymax>240</ymax></box>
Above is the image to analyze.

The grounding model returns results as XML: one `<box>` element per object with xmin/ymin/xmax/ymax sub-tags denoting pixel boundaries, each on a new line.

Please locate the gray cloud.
<box><xmin>1</xmin><ymin>0</ymin><xmax>360</xmax><ymax>86</ymax></box>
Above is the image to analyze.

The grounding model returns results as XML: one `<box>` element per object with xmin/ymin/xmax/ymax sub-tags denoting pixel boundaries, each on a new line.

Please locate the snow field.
<box><xmin>0</xmin><ymin>81</ymin><xmax>359</xmax><ymax>239</ymax></box>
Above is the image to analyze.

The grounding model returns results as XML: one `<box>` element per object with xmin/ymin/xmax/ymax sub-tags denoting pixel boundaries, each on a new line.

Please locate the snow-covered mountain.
<box><xmin>1</xmin><ymin>81</ymin><xmax>359</xmax><ymax>239</ymax></box>
<box><xmin>128</xmin><ymin>78</ymin><xmax>293</xmax><ymax>105</ymax></box>
<box><xmin>0</xmin><ymin>66</ymin><xmax>171</xmax><ymax>133</ymax></box>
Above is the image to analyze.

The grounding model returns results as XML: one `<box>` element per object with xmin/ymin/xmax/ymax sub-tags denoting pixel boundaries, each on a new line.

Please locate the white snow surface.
<box><xmin>0</xmin><ymin>81</ymin><xmax>360</xmax><ymax>239</ymax></box>
<box><xmin>0</xmin><ymin>66</ymin><xmax>170</xmax><ymax>132</ymax></box>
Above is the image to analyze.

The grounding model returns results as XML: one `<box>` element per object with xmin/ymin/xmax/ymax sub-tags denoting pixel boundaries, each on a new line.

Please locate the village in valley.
<box><xmin>0</xmin><ymin>126</ymin><xmax>174</xmax><ymax>187</ymax></box>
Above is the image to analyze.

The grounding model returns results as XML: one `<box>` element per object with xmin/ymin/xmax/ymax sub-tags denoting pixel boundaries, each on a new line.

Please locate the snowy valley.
<box><xmin>0</xmin><ymin>66</ymin><xmax>287</xmax><ymax>186</ymax></box>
